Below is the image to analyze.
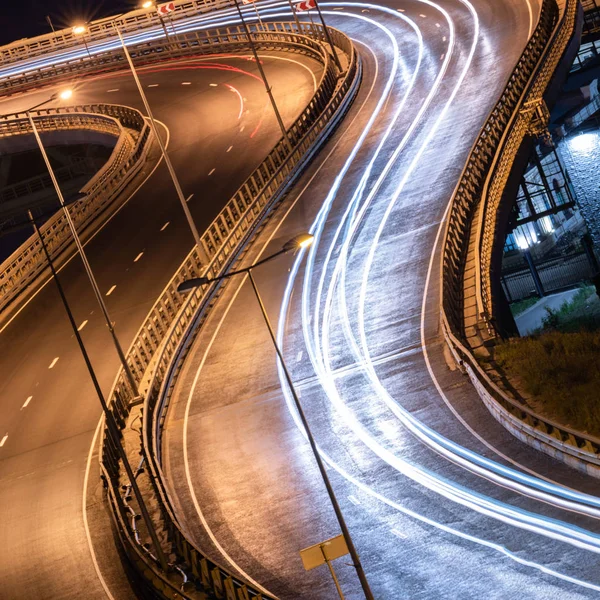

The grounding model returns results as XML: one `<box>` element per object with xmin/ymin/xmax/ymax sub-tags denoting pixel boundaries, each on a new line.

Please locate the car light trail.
<box><xmin>269</xmin><ymin>0</ymin><xmax>600</xmax><ymax>591</ymax></box>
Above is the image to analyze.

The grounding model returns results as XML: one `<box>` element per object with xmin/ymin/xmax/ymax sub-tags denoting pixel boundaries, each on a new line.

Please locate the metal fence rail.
<box><xmin>502</xmin><ymin>251</ymin><xmax>594</xmax><ymax>302</ymax></box>
<box><xmin>477</xmin><ymin>0</ymin><xmax>580</xmax><ymax>329</ymax></box>
<box><xmin>0</xmin><ymin>22</ymin><xmax>333</xmax><ymax>98</ymax></box>
<box><xmin>0</xmin><ymin>156</ymin><xmax>99</xmax><ymax>207</ymax></box>
<box><xmin>440</xmin><ymin>0</ymin><xmax>600</xmax><ymax>478</ymax></box>
<box><xmin>99</xmin><ymin>23</ymin><xmax>360</xmax><ymax>599</ymax></box>
<box><xmin>441</xmin><ymin>0</ymin><xmax>559</xmax><ymax>339</ymax></box>
<box><xmin>0</xmin><ymin>104</ymin><xmax>152</xmax><ymax>313</ymax></box>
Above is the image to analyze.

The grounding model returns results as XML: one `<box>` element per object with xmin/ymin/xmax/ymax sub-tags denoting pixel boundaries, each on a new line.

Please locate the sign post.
<box><xmin>294</xmin><ymin>0</ymin><xmax>341</xmax><ymax>70</ymax></box>
<box><xmin>300</xmin><ymin>534</ymin><xmax>350</xmax><ymax>600</ymax></box>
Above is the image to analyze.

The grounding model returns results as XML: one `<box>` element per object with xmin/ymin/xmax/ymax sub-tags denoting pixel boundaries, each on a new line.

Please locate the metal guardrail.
<box><xmin>0</xmin><ymin>21</ymin><xmax>332</xmax><ymax>98</ymax></box>
<box><xmin>441</xmin><ymin>0</ymin><xmax>600</xmax><ymax>477</ymax></box>
<box><xmin>99</xmin><ymin>22</ymin><xmax>360</xmax><ymax>599</ymax></box>
<box><xmin>0</xmin><ymin>0</ymin><xmax>234</xmax><ymax>67</ymax></box>
<box><xmin>477</xmin><ymin>0</ymin><xmax>580</xmax><ymax>328</ymax></box>
<box><xmin>0</xmin><ymin>104</ymin><xmax>152</xmax><ymax>313</ymax></box>
<box><xmin>0</xmin><ymin>156</ymin><xmax>98</xmax><ymax>207</ymax></box>
<box><xmin>441</xmin><ymin>0</ymin><xmax>559</xmax><ymax>339</ymax></box>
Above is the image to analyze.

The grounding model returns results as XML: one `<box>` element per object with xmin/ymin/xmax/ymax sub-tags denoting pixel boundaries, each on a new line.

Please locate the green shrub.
<box><xmin>496</xmin><ymin>330</ymin><xmax>600</xmax><ymax>434</ymax></box>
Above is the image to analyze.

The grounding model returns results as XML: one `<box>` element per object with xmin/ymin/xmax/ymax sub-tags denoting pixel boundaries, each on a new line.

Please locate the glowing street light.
<box><xmin>72</xmin><ymin>24</ymin><xmax>92</xmax><ymax>59</ymax></box>
<box><xmin>177</xmin><ymin>233</ymin><xmax>374</xmax><ymax>600</ymax></box>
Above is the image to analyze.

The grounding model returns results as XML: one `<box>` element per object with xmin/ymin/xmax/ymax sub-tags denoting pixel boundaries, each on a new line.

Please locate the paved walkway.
<box><xmin>514</xmin><ymin>288</ymin><xmax>580</xmax><ymax>335</ymax></box>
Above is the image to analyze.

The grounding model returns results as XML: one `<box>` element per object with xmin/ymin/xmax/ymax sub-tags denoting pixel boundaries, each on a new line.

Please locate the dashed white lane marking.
<box><xmin>106</xmin><ymin>285</ymin><xmax>117</xmax><ymax>296</ymax></box>
<box><xmin>208</xmin><ymin>168</ymin><xmax>216</xmax><ymax>176</ymax></box>
<box><xmin>443</xmin><ymin>36</ymin><xmax>447</xmax><ymax>42</ymax></box>
<box><xmin>391</xmin><ymin>529</ymin><xmax>408</xmax><ymax>539</ymax></box>
<box><xmin>22</xmin><ymin>396</ymin><xmax>33</xmax><ymax>409</ymax></box>
<box><xmin>49</xmin><ymin>357</ymin><xmax>59</xmax><ymax>369</ymax></box>
<box><xmin>333</xmin><ymin>6</ymin><xmax>344</xmax><ymax>9</ymax></box>
<box><xmin>0</xmin><ymin>434</ymin><xmax>7</xmax><ymax>447</ymax></box>
<box><xmin>226</xmin><ymin>146</ymin><xmax>233</xmax><ymax>153</ymax></box>
<box><xmin>296</xmin><ymin>350</ymin><xmax>303</xmax><ymax>362</ymax></box>
<box><xmin>397</xmin><ymin>8</ymin><xmax>405</xmax><ymax>11</ymax></box>
<box><xmin>348</xmin><ymin>495</ymin><xmax>361</xmax><ymax>506</ymax></box>
<box><xmin>186</xmin><ymin>194</ymin><xmax>194</xmax><ymax>203</ymax></box>
<box><xmin>436</xmin><ymin>22</ymin><xmax>441</xmax><ymax>27</ymax></box>
<box><xmin>182</xmin><ymin>82</ymin><xmax>192</xmax><ymax>85</ymax></box>
<box><xmin>78</xmin><ymin>320</ymin><xmax>88</xmax><ymax>331</ymax></box>
<box><xmin>160</xmin><ymin>221</ymin><xmax>170</xmax><ymax>231</ymax></box>
<box><xmin>107</xmin><ymin>88</ymin><xmax>119</xmax><ymax>92</ymax></box>
<box><xmin>361</xmin><ymin>8</ymin><xmax>370</xmax><ymax>11</ymax></box>
<box><xmin>134</xmin><ymin>252</ymin><xmax>144</xmax><ymax>263</ymax></box>
<box><xmin>148</xmin><ymin>84</ymin><xmax>159</xmax><ymax>87</ymax></box>
<box><xmin>440</xmin><ymin>54</ymin><xmax>445</xmax><ymax>60</ymax></box>
<box><xmin>419</xmin><ymin>13</ymin><xmax>426</xmax><ymax>17</ymax></box>
<box><xmin>240</xmin><ymin>125</ymin><xmax>245</xmax><ymax>133</ymax></box>
<box><xmin>210</xmin><ymin>83</ymin><xmax>218</xmax><ymax>87</ymax></box>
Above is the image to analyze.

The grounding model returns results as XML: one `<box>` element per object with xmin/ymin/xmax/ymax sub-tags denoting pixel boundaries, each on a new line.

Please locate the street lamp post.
<box><xmin>72</xmin><ymin>24</ymin><xmax>93</xmax><ymax>59</ymax></box>
<box><xmin>24</xmin><ymin>91</ymin><xmax>139</xmax><ymax>397</ymax></box>
<box><xmin>112</xmin><ymin>25</ymin><xmax>207</xmax><ymax>262</ymax></box>
<box><xmin>311</xmin><ymin>0</ymin><xmax>342</xmax><ymax>71</ymax></box>
<box><xmin>26</xmin><ymin>209</ymin><xmax>169</xmax><ymax>572</ymax></box>
<box><xmin>177</xmin><ymin>234</ymin><xmax>374</xmax><ymax>600</ymax></box>
<box><xmin>232</xmin><ymin>0</ymin><xmax>292</xmax><ymax>149</ymax></box>
<box><xmin>142</xmin><ymin>1</ymin><xmax>177</xmax><ymax>46</ymax></box>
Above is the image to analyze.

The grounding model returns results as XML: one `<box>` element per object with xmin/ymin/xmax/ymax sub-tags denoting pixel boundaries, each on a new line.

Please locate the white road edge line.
<box><xmin>181</xmin><ymin>34</ymin><xmax>381</xmax><ymax>598</ymax></box>
<box><xmin>83</xmin><ymin>416</ymin><xmax>117</xmax><ymax>600</ymax></box>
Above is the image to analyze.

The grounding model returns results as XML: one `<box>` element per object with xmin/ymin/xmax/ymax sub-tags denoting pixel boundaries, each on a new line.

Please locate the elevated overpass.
<box><xmin>2</xmin><ymin>1</ymin><xmax>600</xmax><ymax>599</ymax></box>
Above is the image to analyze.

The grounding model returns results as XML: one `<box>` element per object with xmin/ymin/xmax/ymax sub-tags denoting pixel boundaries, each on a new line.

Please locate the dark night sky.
<box><xmin>0</xmin><ymin>1</ymin><xmax>140</xmax><ymax>45</ymax></box>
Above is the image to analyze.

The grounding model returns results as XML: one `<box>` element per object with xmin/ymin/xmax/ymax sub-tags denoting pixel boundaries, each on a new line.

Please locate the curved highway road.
<box><xmin>162</xmin><ymin>1</ymin><xmax>600</xmax><ymax>599</ymax></box>
<box><xmin>0</xmin><ymin>50</ymin><xmax>321</xmax><ymax>599</ymax></box>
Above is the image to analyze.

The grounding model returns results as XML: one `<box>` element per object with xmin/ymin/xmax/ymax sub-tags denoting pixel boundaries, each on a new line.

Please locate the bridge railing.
<box><xmin>441</xmin><ymin>0</ymin><xmax>600</xmax><ymax>477</ymax></box>
<box><xmin>0</xmin><ymin>21</ymin><xmax>332</xmax><ymax>98</ymax></box>
<box><xmin>99</xmin><ymin>22</ymin><xmax>360</xmax><ymax>599</ymax></box>
<box><xmin>0</xmin><ymin>104</ymin><xmax>152</xmax><ymax>313</ymax></box>
<box><xmin>0</xmin><ymin>156</ymin><xmax>99</xmax><ymax>207</ymax></box>
<box><xmin>441</xmin><ymin>0</ymin><xmax>559</xmax><ymax>338</ymax></box>
<box><xmin>0</xmin><ymin>0</ymin><xmax>234</xmax><ymax>67</ymax></box>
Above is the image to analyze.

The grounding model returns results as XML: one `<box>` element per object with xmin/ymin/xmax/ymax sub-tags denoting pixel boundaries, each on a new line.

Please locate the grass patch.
<box><xmin>496</xmin><ymin>330</ymin><xmax>600</xmax><ymax>435</ymax></box>
<box><xmin>541</xmin><ymin>286</ymin><xmax>600</xmax><ymax>333</ymax></box>
<box><xmin>510</xmin><ymin>295</ymin><xmax>540</xmax><ymax>317</ymax></box>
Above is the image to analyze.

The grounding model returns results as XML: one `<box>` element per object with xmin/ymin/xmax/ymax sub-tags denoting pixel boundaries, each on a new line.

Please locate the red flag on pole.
<box><xmin>294</xmin><ymin>0</ymin><xmax>316</xmax><ymax>11</ymax></box>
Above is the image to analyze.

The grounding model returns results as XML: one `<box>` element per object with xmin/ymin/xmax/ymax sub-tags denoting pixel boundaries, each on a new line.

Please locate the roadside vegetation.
<box><xmin>509</xmin><ymin>295</ymin><xmax>540</xmax><ymax>317</ymax></box>
<box><xmin>496</xmin><ymin>286</ymin><xmax>600</xmax><ymax>436</ymax></box>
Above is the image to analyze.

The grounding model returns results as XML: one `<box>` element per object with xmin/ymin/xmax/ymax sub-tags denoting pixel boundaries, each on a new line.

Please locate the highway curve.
<box><xmin>0</xmin><ymin>49</ymin><xmax>321</xmax><ymax>599</ymax></box>
<box><xmin>162</xmin><ymin>1</ymin><xmax>600</xmax><ymax>598</ymax></box>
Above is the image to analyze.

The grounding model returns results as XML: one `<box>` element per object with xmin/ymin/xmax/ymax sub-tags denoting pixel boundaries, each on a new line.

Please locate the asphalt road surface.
<box><xmin>0</xmin><ymin>48</ymin><xmax>321</xmax><ymax>599</ymax></box>
<box><xmin>160</xmin><ymin>1</ymin><xmax>600</xmax><ymax>599</ymax></box>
